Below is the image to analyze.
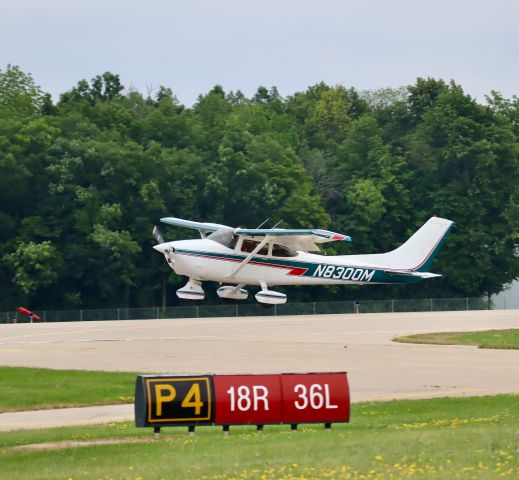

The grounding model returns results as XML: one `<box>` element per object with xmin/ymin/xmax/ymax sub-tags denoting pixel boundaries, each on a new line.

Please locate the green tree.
<box><xmin>90</xmin><ymin>225</ymin><xmax>141</xmax><ymax>306</ymax></box>
<box><xmin>403</xmin><ymin>82</ymin><xmax>519</xmax><ymax>297</ymax></box>
<box><xmin>0</xmin><ymin>64</ymin><xmax>44</xmax><ymax>115</ymax></box>
<box><xmin>4</xmin><ymin>241</ymin><xmax>62</xmax><ymax>297</ymax></box>
<box><xmin>1</xmin><ymin>66</ymin><xmax>518</xmax><ymax>309</ymax></box>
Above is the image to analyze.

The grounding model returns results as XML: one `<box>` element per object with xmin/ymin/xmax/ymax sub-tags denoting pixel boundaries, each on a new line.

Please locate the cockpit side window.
<box><xmin>241</xmin><ymin>239</ymin><xmax>268</xmax><ymax>255</ymax></box>
<box><xmin>271</xmin><ymin>243</ymin><xmax>297</xmax><ymax>257</ymax></box>
<box><xmin>207</xmin><ymin>229</ymin><xmax>238</xmax><ymax>249</ymax></box>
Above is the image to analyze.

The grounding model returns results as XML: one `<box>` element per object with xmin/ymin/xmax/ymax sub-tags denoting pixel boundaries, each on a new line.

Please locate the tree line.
<box><xmin>0</xmin><ymin>64</ymin><xmax>518</xmax><ymax>310</ymax></box>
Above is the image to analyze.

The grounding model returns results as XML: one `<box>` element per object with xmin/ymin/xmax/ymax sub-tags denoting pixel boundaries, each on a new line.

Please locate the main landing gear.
<box><xmin>216</xmin><ymin>285</ymin><xmax>248</xmax><ymax>301</ymax></box>
<box><xmin>254</xmin><ymin>281</ymin><xmax>287</xmax><ymax>306</ymax></box>
<box><xmin>176</xmin><ymin>279</ymin><xmax>287</xmax><ymax>305</ymax></box>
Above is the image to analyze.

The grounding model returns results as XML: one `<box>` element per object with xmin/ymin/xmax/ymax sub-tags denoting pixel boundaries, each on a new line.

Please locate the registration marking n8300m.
<box><xmin>313</xmin><ymin>265</ymin><xmax>375</xmax><ymax>282</ymax></box>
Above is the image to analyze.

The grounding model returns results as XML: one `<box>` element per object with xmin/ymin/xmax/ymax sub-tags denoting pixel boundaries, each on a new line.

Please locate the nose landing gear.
<box><xmin>176</xmin><ymin>278</ymin><xmax>205</xmax><ymax>300</ymax></box>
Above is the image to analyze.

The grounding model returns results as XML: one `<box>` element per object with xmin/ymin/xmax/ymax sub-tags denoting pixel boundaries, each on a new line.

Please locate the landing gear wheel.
<box><xmin>221</xmin><ymin>298</ymin><xmax>239</xmax><ymax>304</ymax></box>
<box><xmin>260</xmin><ymin>303</ymin><xmax>274</xmax><ymax>309</ymax></box>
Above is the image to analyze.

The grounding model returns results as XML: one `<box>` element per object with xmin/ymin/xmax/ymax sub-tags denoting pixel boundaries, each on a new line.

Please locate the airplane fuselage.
<box><xmin>153</xmin><ymin>216</ymin><xmax>453</xmax><ymax>304</ymax></box>
<box><xmin>167</xmin><ymin>239</ymin><xmax>419</xmax><ymax>286</ymax></box>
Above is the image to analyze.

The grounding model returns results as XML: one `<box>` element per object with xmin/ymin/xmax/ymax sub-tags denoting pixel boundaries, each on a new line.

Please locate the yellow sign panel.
<box><xmin>145</xmin><ymin>377</ymin><xmax>212</xmax><ymax>423</ymax></box>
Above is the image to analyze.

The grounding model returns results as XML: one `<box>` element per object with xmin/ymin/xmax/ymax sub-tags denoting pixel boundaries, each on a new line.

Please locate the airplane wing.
<box><xmin>161</xmin><ymin>217</ymin><xmax>232</xmax><ymax>233</ymax></box>
<box><xmin>160</xmin><ymin>218</ymin><xmax>351</xmax><ymax>251</ymax></box>
<box><xmin>235</xmin><ymin>228</ymin><xmax>351</xmax><ymax>252</ymax></box>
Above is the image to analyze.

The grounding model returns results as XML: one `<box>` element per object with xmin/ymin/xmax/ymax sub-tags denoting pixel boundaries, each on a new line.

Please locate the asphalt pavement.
<box><xmin>0</xmin><ymin>309</ymin><xmax>517</xmax><ymax>430</ymax></box>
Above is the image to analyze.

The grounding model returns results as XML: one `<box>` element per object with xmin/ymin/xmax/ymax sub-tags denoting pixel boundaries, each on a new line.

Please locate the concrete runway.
<box><xmin>1</xmin><ymin>309</ymin><xmax>518</xmax><ymax>402</ymax></box>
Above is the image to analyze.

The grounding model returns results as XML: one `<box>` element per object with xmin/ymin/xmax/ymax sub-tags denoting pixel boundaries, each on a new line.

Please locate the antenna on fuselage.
<box><xmin>272</xmin><ymin>219</ymin><xmax>284</xmax><ymax>229</ymax></box>
<box><xmin>255</xmin><ymin>218</ymin><xmax>270</xmax><ymax>229</ymax></box>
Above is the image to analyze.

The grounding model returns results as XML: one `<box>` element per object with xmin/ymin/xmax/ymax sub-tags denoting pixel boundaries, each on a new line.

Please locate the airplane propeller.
<box><xmin>152</xmin><ymin>226</ymin><xmax>175</xmax><ymax>264</ymax></box>
<box><xmin>152</xmin><ymin>225</ymin><xmax>165</xmax><ymax>244</ymax></box>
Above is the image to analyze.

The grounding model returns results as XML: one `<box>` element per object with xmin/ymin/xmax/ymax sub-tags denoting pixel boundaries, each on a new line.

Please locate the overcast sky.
<box><xmin>1</xmin><ymin>0</ymin><xmax>518</xmax><ymax>105</ymax></box>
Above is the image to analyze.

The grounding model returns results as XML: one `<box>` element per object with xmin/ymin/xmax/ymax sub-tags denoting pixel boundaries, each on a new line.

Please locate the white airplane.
<box><xmin>153</xmin><ymin>216</ymin><xmax>453</xmax><ymax>305</ymax></box>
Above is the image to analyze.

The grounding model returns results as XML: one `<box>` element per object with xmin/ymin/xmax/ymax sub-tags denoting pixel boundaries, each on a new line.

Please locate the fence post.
<box><xmin>43</xmin><ymin>311</ymin><xmax>46</xmax><ymax>322</ymax></box>
<box><xmin>235</xmin><ymin>304</ymin><xmax>238</xmax><ymax>317</ymax></box>
<box><xmin>313</xmin><ymin>302</ymin><xmax>316</xmax><ymax>315</ymax></box>
<box><xmin>117</xmin><ymin>308</ymin><xmax>120</xmax><ymax>320</ymax></box>
<box><xmin>196</xmin><ymin>305</ymin><xmax>199</xmax><ymax>318</ymax></box>
<box><xmin>80</xmin><ymin>309</ymin><xmax>83</xmax><ymax>321</ymax></box>
<box><xmin>430</xmin><ymin>298</ymin><xmax>433</xmax><ymax>311</ymax></box>
<box><xmin>466</xmin><ymin>298</ymin><xmax>469</xmax><ymax>310</ymax></box>
<box><xmin>391</xmin><ymin>299</ymin><xmax>395</xmax><ymax>313</ymax></box>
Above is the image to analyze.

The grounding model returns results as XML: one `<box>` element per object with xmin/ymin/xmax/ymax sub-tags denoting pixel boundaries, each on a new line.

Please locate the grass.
<box><xmin>0</xmin><ymin>367</ymin><xmax>136</xmax><ymax>412</ymax></box>
<box><xmin>394</xmin><ymin>329</ymin><xmax>519</xmax><ymax>349</ymax></box>
<box><xmin>0</xmin><ymin>395</ymin><xmax>518</xmax><ymax>479</ymax></box>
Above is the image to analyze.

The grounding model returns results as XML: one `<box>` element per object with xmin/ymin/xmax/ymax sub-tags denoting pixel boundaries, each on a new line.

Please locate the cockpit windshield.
<box><xmin>207</xmin><ymin>229</ymin><xmax>238</xmax><ymax>249</ymax></box>
<box><xmin>241</xmin><ymin>239</ymin><xmax>269</xmax><ymax>255</ymax></box>
<box><xmin>272</xmin><ymin>243</ymin><xmax>297</xmax><ymax>257</ymax></box>
<box><xmin>207</xmin><ymin>230</ymin><xmax>297</xmax><ymax>257</ymax></box>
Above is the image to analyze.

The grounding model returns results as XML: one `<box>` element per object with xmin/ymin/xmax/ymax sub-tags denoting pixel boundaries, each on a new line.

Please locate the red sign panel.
<box><xmin>280</xmin><ymin>373</ymin><xmax>350</xmax><ymax>423</ymax></box>
<box><xmin>212</xmin><ymin>372</ymin><xmax>349</xmax><ymax>425</ymax></box>
<box><xmin>214</xmin><ymin>374</ymin><xmax>283</xmax><ymax>424</ymax></box>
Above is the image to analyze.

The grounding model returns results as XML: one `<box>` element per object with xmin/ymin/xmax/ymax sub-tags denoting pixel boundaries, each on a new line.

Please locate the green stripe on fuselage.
<box><xmin>175</xmin><ymin>249</ymin><xmax>421</xmax><ymax>284</ymax></box>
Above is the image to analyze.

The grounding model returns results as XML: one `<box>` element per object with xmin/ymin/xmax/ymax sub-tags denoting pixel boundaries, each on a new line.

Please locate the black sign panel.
<box><xmin>135</xmin><ymin>375</ymin><xmax>214</xmax><ymax>426</ymax></box>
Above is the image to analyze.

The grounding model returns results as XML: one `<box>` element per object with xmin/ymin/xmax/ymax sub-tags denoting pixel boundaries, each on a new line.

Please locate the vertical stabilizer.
<box><xmin>385</xmin><ymin>217</ymin><xmax>454</xmax><ymax>271</ymax></box>
<box><xmin>346</xmin><ymin>217</ymin><xmax>454</xmax><ymax>271</ymax></box>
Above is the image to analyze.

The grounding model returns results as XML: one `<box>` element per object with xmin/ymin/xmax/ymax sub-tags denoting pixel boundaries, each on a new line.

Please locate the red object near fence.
<box><xmin>17</xmin><ymin>307</ymin><xmax>41</xmax><ymax>321</ymax></box>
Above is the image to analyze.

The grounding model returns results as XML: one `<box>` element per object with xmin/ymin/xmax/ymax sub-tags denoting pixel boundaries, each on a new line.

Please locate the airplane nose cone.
<box><xmin>153</xmin><ymin>243</ymin><xmax>174</xmax><ymax>254</ymax></box>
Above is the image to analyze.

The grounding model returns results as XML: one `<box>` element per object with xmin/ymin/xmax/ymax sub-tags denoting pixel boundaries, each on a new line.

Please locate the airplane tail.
<box><xmin>348</xmin><ymin>217</ymin><xmax>454</xmax><ymax>272</ymax></box>
<box><xmin>387</xmin><ymin>217</ymin><xmax>454</xmax><ymax>271</ymax></box>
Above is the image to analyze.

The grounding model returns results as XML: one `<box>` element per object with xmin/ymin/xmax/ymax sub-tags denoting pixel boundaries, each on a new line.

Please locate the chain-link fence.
<box><xmin>0</xmin><ymin>297</ymin><xmax>498</xmax><ymax>324</ymax></box>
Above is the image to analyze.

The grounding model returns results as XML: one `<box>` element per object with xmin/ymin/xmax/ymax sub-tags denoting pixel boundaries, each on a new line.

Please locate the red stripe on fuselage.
<box><xmin>287</xmin><ymin>266</ymin><xmax>309</xmax><ymax>276</ymax></box>
<box><xmin>175</xmin><ymin>251</ymin><xmax>308</xmax><ymax>276</ymax></box>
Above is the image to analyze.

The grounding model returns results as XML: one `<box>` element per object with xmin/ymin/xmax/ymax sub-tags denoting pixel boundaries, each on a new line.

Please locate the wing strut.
<box><xmin>226</xmin><ymin>235</ymin><xmax>271</xmax><ymax>279</ymax></box>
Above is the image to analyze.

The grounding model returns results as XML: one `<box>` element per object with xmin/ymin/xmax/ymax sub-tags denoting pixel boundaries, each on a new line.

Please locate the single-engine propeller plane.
<box><xmin>153</xmin><ymin>216</ymin><xmax>453</xmax><ymax>305</ymax></box>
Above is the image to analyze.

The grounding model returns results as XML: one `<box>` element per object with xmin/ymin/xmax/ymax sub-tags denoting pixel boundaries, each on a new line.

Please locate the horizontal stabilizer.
<box><xmin>384</xmin><ymin>270</ymin><xmax>441</xmax><ymax>279</ymax></box>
